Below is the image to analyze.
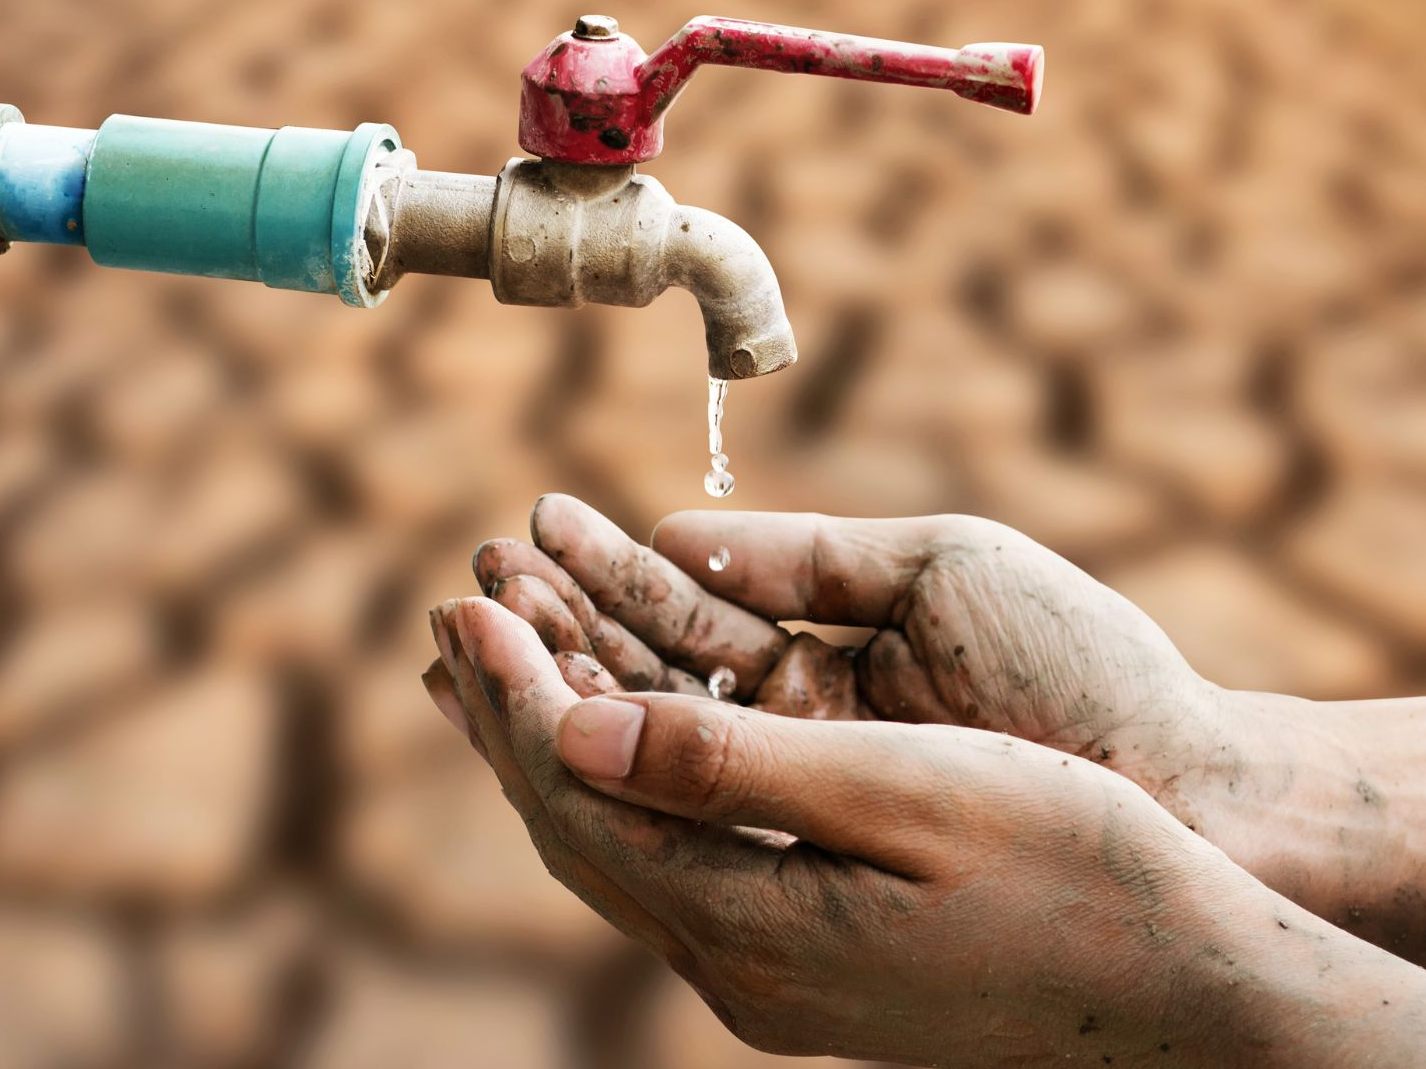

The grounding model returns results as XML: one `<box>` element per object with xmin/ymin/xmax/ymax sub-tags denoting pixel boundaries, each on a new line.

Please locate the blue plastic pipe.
<box><xmin>0</xmin><ymin>118</ymin><xmax>95</xmax><ymax>245</ymax></box>
<box><xmin>0</xmin><ymin>105</ymin><xmax>401</xmax><ymax>307</ymax></box>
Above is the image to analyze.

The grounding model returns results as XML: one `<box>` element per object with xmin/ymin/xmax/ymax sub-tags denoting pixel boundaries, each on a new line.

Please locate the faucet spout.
<box><xmin>663</xmin><ymin>205</ymin><xmax>797</xmax><ymax>379</ymax></box>
<box><xmin>483</xmin><ymin>158</ymin><xmax>796</xmax><ymax>381</ymax></box>
<box><xmin>365</xmin><ymin>157</ymin><xmax>797</xmax><ymax>380</ymax></box>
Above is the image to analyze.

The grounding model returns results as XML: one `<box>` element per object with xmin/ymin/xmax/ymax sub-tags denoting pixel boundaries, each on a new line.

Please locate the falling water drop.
<box><xmin>703</xmin><ymin>469</ymin><xmax>735</xmax><ymax>498</ymax></box>
<box><xmin>708</xmin><ymin>665</ymin><xmax>737</xmax><ymax>701</ymax></box>
<box><xmin>708</xmin><ymin>545</ymin><xmax>731</xmax><ymax>572</ymax></box>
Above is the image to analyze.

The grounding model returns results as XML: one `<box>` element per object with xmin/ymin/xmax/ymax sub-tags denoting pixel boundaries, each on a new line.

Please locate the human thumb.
<box><xmin>557</xmin><ymin>694</ymin><xmax>939</xmax><ymax>875</ymax></box>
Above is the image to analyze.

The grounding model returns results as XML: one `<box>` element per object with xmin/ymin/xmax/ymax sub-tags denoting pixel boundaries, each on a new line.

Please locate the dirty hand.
<box><xmin>473</xmin><ymin>495</ymin><xmax>1232</xmax><ymax>843</ymax></box>
<box><xmin>425</xmin><ymin>596</ymin><xmax>1426</xmax><ymax>1067</ymax></box>
<box><xmin>472</xmin><ymin>495</ymin><xmax>1426</xmax><ymax>963</ymax></box>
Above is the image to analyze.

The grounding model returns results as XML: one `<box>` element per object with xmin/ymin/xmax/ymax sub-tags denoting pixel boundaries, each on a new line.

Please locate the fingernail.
<box><xmin>559</xmin><ymin>698</ymin><xmax>646</xmax><ymax>780</ymax></box>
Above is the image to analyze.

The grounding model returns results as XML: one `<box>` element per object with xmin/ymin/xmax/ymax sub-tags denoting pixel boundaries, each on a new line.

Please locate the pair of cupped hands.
<box><xmin>425</xmin><ymin>494</ymin><xmax>1425</xmax><ymax>1068</ymax></box>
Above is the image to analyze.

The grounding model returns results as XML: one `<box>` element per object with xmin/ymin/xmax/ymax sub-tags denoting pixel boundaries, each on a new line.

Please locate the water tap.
<box><xmin>0</xmin><ymin>16</ymin><xmax>1043</xmax><ymax>380</ymax></box>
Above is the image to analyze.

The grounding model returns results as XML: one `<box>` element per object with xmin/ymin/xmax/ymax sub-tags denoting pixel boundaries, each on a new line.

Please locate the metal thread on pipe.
<box><xmin>367</xmin><ymin>169</ymin><xmax>497</xmax><ymax>292</ymax></box>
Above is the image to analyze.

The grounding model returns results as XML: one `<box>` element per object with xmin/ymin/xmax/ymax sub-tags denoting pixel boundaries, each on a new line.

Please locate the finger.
<box><xmin>451</xmin><ymin>598</ymin><xmax>788</xmax><ymax>880</ymax></box>
<box><xmin>489</xmin><ymin>574</ymin><xmax>594</xmax><ymax>658</ymax></box>
<box><xmin>453</xmin><ymin>604</ymin><xmax>798</xmax><ymax>912</ymax></box>
<box><xmin>430</xmin><ymin>602</ymin><xmax>542</xmax><ymax>805</ymax></box>
<box><xmin>476</xmin><ymin>538</ymin><xmax>708</xmax><ymax>695</ymax></box>
<box><xmin>475</xmin><ymin>538</ymin><xmax>601</xmax><ymax>632</ymax></box>
<box><xmin>751</xmin><ymin>633</ymin><xmax>865</xmax><ymax>721</ymax></box>
<box><xmin>557</xmin><ymin>691</ymin><xmax>944</xmax><ymax>876</ymax></box>
<box><xmin>855</xmin><ymin>630</ymin><xmax>953</xmax><ymax>725</ymax></box>
<box><xmin>651</xmin><ymin>511</ymin><xmax>968</xmax><ymax>626</ymax></box>
<box><xmin>454</xmin><ymin>599</ymin><xmax>871</xmax><ymax>988</ymax></box>
<box><xmin>530</xmin><ymin>494</ymin><xmax>789</xmax><ymax>697</ymax></box>
<box><xmin>555</xmin><ymin>650</ymin><xmax>621</xmax><ymax>698</ymax></box>
<box><xmin>452</xmin><ymin>597</ymin><xmax>627</xmax><ymax>802</ymax></box>
<box><xmin>431</xmin><ymin>600</ymin><xmax>695</xmax><ymax>968</ymax></box>
<box><xmin>421</xmin><ymin>657</ymin><xmax>489</xmax><ymax>758</ymax></box>
<box><xmin>429</xmin><ymin>606</ymin><xmax>496</xmax><ymax>762</ymax></box>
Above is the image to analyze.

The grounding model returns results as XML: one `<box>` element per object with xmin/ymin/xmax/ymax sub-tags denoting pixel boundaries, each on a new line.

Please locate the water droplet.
<box><xmin>704</xmin><ymin>469</ymin><xmax>735</xmax><ymax>498</ymax></box>
<box><xmin>708</xmin><ymin>665</ymin><xmax>737</xmax><ymax>701</ymax></box>
<box><xmin>710</xmin><ymin>452</ymin><xmax>728</xmax><ymax>473</ymax></box>
<box><xmin>708</xmin><ymin>545</ymin><xmax>730</xmax><ymax>572</ymax></box>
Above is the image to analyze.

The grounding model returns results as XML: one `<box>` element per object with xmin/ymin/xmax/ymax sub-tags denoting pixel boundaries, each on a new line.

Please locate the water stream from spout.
<box><xmin>704</xmin><ymin>377</ymin><xmax>735</xmax><ymax>499</ymax></box>
<box><xmin>704</xmin><ymin>377</ymin><xmax>736</xmax><ymax>698</ymax></box>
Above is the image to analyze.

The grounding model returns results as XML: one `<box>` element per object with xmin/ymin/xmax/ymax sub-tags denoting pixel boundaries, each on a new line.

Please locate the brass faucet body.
<box><xmin>366</xmin><ymin>156</ymin><xmax>796</xmax><ymax>380</ymax></box>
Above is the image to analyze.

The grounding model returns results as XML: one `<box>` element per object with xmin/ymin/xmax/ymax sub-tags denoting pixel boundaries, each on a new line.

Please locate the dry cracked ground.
<box><xmin>1</xmin><ymin>0</ymin><xmax>1425</xmax><ymax>1066</ymax></box>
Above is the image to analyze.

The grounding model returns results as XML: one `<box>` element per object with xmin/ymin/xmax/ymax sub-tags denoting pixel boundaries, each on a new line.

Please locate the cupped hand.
<box><xmin>424</xmin><ymin>597</ymin><xmax>1423</xmax><ymax>1067</ymax></box>
<box><xmin>473</xmin><ymin>494</ymin><xmax>1241</xmax><ymax>836</ymax></box>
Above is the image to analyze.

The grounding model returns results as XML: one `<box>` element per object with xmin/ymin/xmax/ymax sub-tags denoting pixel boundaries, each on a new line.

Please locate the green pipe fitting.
<box><xmin>81</xmin><ymin>116</ymin><xmax>401</xmax><ymax>307</ymax></box>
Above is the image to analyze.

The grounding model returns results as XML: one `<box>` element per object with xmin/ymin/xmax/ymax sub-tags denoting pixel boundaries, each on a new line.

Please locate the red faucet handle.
<box><xmin>644</xmin><ymin>17</ymin><xmax>1044</xmax><ymax>119</ymax></box>
<box><xmin>519</xmin><ymin>15</ymin><xmax>1045</xmax><ymax>166</ymax></box>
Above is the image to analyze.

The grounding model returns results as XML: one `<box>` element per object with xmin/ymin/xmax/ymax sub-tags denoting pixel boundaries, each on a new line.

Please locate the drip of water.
<box><xmin>704</xmin><ymin>377</ymin><xmax>735</xmax><ymax>498</ymax></box>
<box><xmin>708</xmin><ymin>665</ymin><xmax>737</xmax><ymax>701</ymax></box>
<box><xmin>704</xmin><ymin>459</ymin><xmax>734</xmax><ymax>498</ymax></box>
<box><xmin>702</xmin><ymin>383</ymin><xmax>735</xmax><ymax>697</ymax></box>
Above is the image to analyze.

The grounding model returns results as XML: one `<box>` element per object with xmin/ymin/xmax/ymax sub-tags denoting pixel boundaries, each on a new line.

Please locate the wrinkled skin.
<box><xmin>423</xmin><ymin>496</ymin><xmax>1426</xmax><ymax>1065</ymax></box>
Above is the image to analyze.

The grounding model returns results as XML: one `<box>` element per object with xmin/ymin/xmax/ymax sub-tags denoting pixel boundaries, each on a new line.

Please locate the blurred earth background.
<box><xmin>2</xmin><ymin>0</ymin><xmax>1425</xmax><ymax>1065</ymax></box>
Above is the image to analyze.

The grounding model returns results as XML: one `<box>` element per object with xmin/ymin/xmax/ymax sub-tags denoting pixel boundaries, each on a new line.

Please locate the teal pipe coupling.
<box><xmin>0</xmin><ymin>107</ymin><xmax>401</xmax><ymax>308</ymax></box>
